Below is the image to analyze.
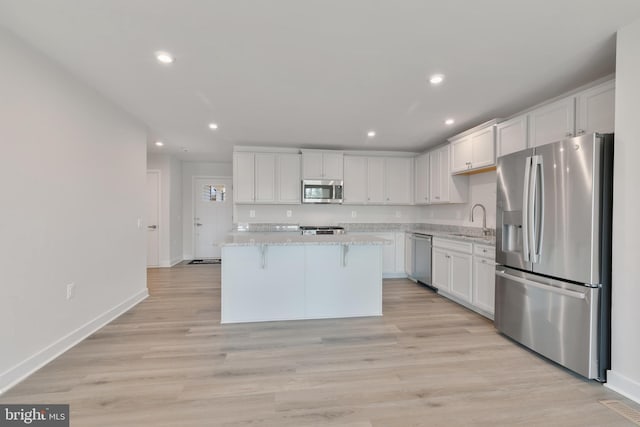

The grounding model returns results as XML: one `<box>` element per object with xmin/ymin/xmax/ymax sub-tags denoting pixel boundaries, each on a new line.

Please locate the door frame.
<box><xmin>191</xmin><ymin>175</ymin><xmax>233</xmax><ymax>258</ymax></box>
<box><xmin>146</xmin><ymin>169</ymin><xmax>162</xmax><ymax>267</ymax></box>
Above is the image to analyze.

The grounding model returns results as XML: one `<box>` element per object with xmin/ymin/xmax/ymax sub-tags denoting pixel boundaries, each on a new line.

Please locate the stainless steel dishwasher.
<box><xmin>405</xmin><ymin>232</ymin><xmax>434</xmax><ymax>289</ymax></box>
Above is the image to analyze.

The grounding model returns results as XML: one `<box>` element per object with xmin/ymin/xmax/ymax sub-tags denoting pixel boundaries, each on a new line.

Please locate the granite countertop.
<box><xmin>221</xmin><ymin>232</ymin><xmax>392</xmax><ymax>247</ymax></box>
<box><xmin>340</xmin><ymin>223</ymin><xmax>496</xmax><ymax>246</ymax></box>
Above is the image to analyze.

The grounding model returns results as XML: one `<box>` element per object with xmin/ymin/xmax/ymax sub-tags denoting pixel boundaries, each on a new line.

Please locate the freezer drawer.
<box><xmin>494</xmin><ymin>268</ymin><xmax>600</xmax><ymax>379</ymax></box>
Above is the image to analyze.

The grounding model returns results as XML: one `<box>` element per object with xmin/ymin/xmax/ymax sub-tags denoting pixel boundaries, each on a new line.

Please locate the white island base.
<box><xmin>221</xmin><ymin>238</ymin><xmax>384</xmax><ymax>324</ymax></box>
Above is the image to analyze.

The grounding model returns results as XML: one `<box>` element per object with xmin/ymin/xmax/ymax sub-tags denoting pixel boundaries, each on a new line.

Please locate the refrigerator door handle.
<box><xmin>530</xmin><ymin>155</ymin><xmax>543</xmax><ymax>263</ymax></box>
<box><xmin>495</xmin><ymin>270</ymin><xmax>586</xmax><ymax>300</ymax></box>
<box><xmin>534</xmin><ymin>155</ymin><xmax>545</xmax><ymax>262</ymax></box>
<box><xmin>522</xmin><ymin>156</ymin><xmax>532</xmax><ymax>262</ymax></box>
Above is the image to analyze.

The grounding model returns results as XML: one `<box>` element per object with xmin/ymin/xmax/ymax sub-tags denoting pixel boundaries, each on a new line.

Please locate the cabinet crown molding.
<box><xmin>448</xmin><ymin>118</ymin><xmax>503</xmax><ymax>142</ymax></box>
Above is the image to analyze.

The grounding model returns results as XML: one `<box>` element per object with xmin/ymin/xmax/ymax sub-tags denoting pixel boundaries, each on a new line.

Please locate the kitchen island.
<box><xmin>220</xmin><ymin>233</ymin><xmax>390</xmax><ymax>324</ymax></box>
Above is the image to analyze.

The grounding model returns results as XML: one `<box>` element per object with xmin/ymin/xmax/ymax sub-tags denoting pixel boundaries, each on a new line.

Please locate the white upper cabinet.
<box><xmin>450</xmin><ymin>122</ymin><xmax>497</xmax><ymax>174</ymax></box>
<box><xmin>575</xmin><ymin>79</ymin><xmax>615</xmax><ymax>135</ymax></box>
<box><xmin>385</xmin><ymin>157</ymin><xmax>413</xmax><ymax>204</ymax></box>
<box><xmin>276</xmin><ymin>153</ymin><xmax>301</xmax><ymax>204</ymax></box>
<box><xmin>366</xmin><ymin>157</ymin><xmax>385</xmax><ymax>204</ymax></box>
<box><xmin>343</xmin><ymin>155</ymin><xmax>413</xmax><ymax>205</ymax></box>
<box><xmin>343</xmin><ymin>156</ymin><xmax>368</xmax><ymax>204</ymax></box>
<box><xmin>233</xmin><ymin>152</ymin><xmax>256</xmax><ymax>203</ymax></box>
<box><xmin>233</xmin><ymin>151</ymin><xmax>301</xmax><ymax>204</ymax></box>
<box><xmin>496</xmin><ymin>114</ymin><xmax>528</xmax><ymax>158</ymax></box>
<box><xmin>414</xmin><ymin>152</ymin><xmax>430</xmax><ymax>205</ymax></box>
<box><xmin>254</xmin><ymin>153</ymin><xmax>277</xmax><ymax>203</ymax></box>
<box><xmin>302</xmin><ymin>150</ymin><xmax>344</xmax><ymax>180</ymax></box>
<box><xmin>528</xmin><ymin>96</ymin><xmax>576</xmax><ymax>147</ymax></box>
<box><xmin>429</xmin><ymin>145</ymin><xmax>468</xmax><ymax>204</ymax></box>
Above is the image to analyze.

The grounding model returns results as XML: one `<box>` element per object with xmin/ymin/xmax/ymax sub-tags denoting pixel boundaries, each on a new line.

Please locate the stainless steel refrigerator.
<box><xmin>495</xmin><ymin>133</ymin><xmax>613</xmax><ymax>381</ymax></box>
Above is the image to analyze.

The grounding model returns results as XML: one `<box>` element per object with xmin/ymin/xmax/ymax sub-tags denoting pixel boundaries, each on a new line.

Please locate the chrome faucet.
<box><xmin>470</xmin><ymin>203</ymin><xmax>490</xmax><ymax>236</ymax></box>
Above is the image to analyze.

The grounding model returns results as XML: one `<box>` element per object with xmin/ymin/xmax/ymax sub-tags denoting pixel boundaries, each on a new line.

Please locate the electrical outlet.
<box><xmin>395</xmin><ymin>210</ymin><xmax>401</xmax><ymax>218</ymax></box>
<box><xmin>137</xmin><ymin>218</ymin><xmax>142</xmax><ymax>229</ymax></box>
<box><xmin>351</xmin><ymin>211</ymin><xmax>357</xmax><ymax>218</ymax></box>
<box><xmin>249</xmin><ymin>210</ymin><xmax>256</xmax><ymax>218</ymax></box>
<box><xmin>66</xmin><ymin>283</ymin><xmax>75</xmax><ymax>300</ymax></box>
<box><xmin>286</xmin><ymin>210</ymin><xmax>292</xmax><ymax>217</ymax></box>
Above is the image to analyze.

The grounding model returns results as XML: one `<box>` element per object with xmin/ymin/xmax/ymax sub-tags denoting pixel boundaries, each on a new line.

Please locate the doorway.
<box><xmin>146</xmin><ymin>170</ymin><xmax>160</xmax><ymax>267</ymax></box>
<box><xmin>193</xmin><ymin>177</ymin><xmax>233</xmax><ymax>259</ymax></box>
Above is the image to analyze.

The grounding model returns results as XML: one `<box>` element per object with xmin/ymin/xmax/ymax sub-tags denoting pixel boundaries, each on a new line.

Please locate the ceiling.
<box><xmin>1</xmin><ymin>0</ymin><xmax>640</xmax><ymax>162</ymax></box>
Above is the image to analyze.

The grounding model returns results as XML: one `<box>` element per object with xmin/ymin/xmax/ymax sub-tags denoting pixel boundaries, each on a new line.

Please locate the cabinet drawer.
<box><xmin>474</xmin><ymin>244</ymin><xmax>495</xmax><ymax>260</ymax></box>
<box><xmin>433</xmin><ymin>237</ymin><xmax>472</xmax><ymax>254</ymax></box>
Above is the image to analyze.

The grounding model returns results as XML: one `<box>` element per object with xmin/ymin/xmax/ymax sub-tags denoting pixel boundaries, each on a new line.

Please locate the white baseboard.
<box><xmin>606</xmin><ymin>370</ymin><xmax>640</xmax><ymax>404</ymax></box>
<box><xmin>159</xmin><ymin>257</ymin><xmax>183</xmax><ymax>268</ymax></box>
<box><xmin>0</xmin><ymin>288</ymin><xmax>149</xmax><ymax>395</ymax></box>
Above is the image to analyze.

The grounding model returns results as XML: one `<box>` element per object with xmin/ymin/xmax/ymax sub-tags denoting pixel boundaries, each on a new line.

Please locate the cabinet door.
<box><xmin>322</xmin><ymin>153</ymin><xmax>344</xmax><ymax>180</ymax></box>
<box><xmin>367</xmin><ymin>157</ymin><xmax>385</xmax><ymax>204</ymax></box>
<box><xmin>449</xmin><ymin>251</ymin><xmax>473</xmax><ymax>303</ymax></box>
<box><xmin>432</xmin><ymin>248</ymin><xmax>450</xmax><ymax>292</ymax></box>
<box><xmin>451</xmin><ymin>136</ymin><xmax>472</xmax><ymax>173</ymax></box>
<box><xmin>528</xmin><ymin>96</ymin><xmax>575</xmax><ymax>147</ymax></box>
<box><xmin>302</xmin><ymin>152</ymin><xmax>324</xmax><ymax>179</ymax></box>
<box><xmin>395</xmin><ymin>232</ymin><xmax>406</xmax><ymax>274</ymax></box>
<box><xmin>414</xmin><ymin>153</ymin><xmax>429</xmax><ymax>204</ymax></box>
<box><xmin>429</xmin><ymin>149</ymin><xmax>442</xmax><ymax>203</ymax></box>
<box><xmin>470</xmin><ymin>127</ymin><xmax>495</xmax><ymax>169</ymax></box>
<box><xmin>385</xmin><ymin>157</ymin><xmax>412</xmax><ymax>204</ymax></box>
<box><xmin>576</xmin><ymin>79</ymin><xmax>615</xmax><ymax>135</ymax></box>
<box><xmin>473</xmin><ymin>256</ymin><xmax>496</xmax><ymax>315</ymax></box>
<box><xmin>371</xmin><ymin>233</ymin><xmax>396</xmax><ymax>274</ymax></box>
<box><xmin>438</xmin><ymin>146</ymin><xmax>451</xmax><ymax>202</ymax></box>
<box><xmin>343</xmin><ymin>156</ymin><xmax>368</xmax><ymax>204</ymax></box>
<box><xmin>233</xmin><ymin>152</ymin><xmax>255</xmax><ymax>203</ymax></box>
<box><xmin>277</xmin><ymin>154</ymin><xmax>301</xmax><ymax>204</ymax></box>
<box><xmin>497</xmin><ymin>115</ymin><xmax>528</xmax><ymax>157</ymax></box>
<box><xmin>254</xmin><ymin>153</ymin><xmax>276</xmax><ymax>203</ymax></box>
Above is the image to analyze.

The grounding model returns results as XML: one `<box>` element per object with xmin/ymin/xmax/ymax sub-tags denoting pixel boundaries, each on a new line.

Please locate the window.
<box><xmin>202</xmin><ymin>184</ymin><xmax>226</xmax><ymax>202</ymax></box>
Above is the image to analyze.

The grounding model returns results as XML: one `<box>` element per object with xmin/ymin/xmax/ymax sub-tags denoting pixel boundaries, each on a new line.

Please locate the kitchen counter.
<box><xmin>407</xmin><ymin>229</ymin><xmax>495</xmax><ymax>246</ymax></box>
<box><xmin>338</xmin><ymin>223</ymin><xmax>495</xmax><ymax>246</ymax></box>
<box><xmin>221</xmin><ymin>232</ymin><xmax>384</xmax><ymax>324</ymax></box>
<box><xmin>221</xmin><ymin>232</ymin><xmax>391</xmax><ymax>247</ymax></box>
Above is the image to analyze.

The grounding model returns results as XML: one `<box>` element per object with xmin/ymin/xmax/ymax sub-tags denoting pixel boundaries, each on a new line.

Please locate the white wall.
<box><xmin>420</xmin><ymin>171</ymin><xmax>497</xmax><ymax>228</ymax></box>
<box><xmin>0</xmin><ymin>28</ymin><xmax>148</xmax><ymax>393</ymax></box>
<box><xmin>606</xmin><ymin>19</ymin><xmax>640</xmax><ymax>403</ymax></box>
<box><xmin>147</xmin><ymin>153</ymin><xmax>183</xmax><ymax>266</ymax></box>
<box><xmin>234</xmin><ymin>204</ymin><xmax>422</xmax><ymax>225</ymax></box>
<box><xmin>182</xmin><ymin>162</ymin><xmax>232</xmax><ymax>259</ymax></box>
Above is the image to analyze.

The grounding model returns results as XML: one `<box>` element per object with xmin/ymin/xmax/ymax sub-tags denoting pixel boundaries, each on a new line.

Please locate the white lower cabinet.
<box><xmin>352</xmin><ymin>231</ymin><xmax>406</xmax><ymax>278</ymax></box>
<box><xmin>432</xmin><ymin>238</ymin><xmax>472</xmax><ymax>302</ymax></box>
<box><xmin>433</xmin><ymin>238</ymin><xmax>495</xmax><ymax>319</ymax></box>
<box><xmin>472</xmin><ymin>243</ymin><xmax>496</xmax><ymax>318</ymax></box>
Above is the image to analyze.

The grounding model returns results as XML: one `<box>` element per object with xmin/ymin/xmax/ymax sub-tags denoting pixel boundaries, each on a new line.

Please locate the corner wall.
<box><xmin>606</xmin><ymin>19</ymin><xmax>640</xmax><ymax>403</ymax></box>
<box><xmin>0</xmin><ymin>27</ymin><xmax>148</xmax><ymax>393</ymax></box>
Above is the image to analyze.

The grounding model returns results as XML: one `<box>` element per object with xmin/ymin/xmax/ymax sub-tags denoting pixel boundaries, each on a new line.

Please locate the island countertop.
<box><xmin>221</xmin><ymin>232</ymin><xmax>392</xmax><ymax>247</ymax></box>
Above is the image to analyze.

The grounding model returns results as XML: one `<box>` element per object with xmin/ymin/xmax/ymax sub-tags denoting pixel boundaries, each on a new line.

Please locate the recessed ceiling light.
<box><xmin>367</xmin><ymin>131</ymin><xmax>376</xmax><ymax>138</ymax></box>
<box><xmin>208</xmin><ymin>123</ymin><xmax>219</xmax><ymax>130</ymax></box>
<box><xmin>429</xmin><ymin>74</ymin><xmax>445</xmax><ymax>85</ymax></box>
<box><xmin>155</xmin><ymin>51</ymin><xmax>174</xmax><ymax>64</ymax></box>
<box><xmin>155</xmin><ymin>141</ymin><xmax>164</xmax><ymax>146</ymax></box>
<box><xmin>444</xmin><ymin>118</ymin><xmax>455</xmax><ymax>125</ymax></box>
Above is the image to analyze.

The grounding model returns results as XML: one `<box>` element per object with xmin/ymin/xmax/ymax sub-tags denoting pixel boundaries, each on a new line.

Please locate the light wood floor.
<box><xmin>2</xmin><ymin>264</ymin><xmax>638</xmax><ymax>426</ymax></box>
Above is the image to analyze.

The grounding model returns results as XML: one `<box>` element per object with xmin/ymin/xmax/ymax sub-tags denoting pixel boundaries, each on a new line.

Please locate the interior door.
<box><xmin>146</xmin><ymin>171</ymin><xmax>160</xmax><ymax>267</ymax></box>
<box><xmin>194</xmin><ymin>177</ymin><xmax>233</xmax><ymax>259</ymax></box>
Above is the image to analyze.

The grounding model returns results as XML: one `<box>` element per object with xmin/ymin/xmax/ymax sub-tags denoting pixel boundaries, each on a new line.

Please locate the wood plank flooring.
<box><xmin>1</xmin><ymin>264</ymin><xmax>638</xmax><ymax>426</ymax></box>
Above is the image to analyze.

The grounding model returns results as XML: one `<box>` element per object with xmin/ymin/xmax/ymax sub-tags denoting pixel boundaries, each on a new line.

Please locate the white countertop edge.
<box><xmin>221</xmin><ymin>233</ymin><xmax>392</xmax><ymax>247</ymax></box>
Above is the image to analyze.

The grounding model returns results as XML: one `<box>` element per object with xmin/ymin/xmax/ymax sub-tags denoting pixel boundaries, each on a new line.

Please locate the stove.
<box><xmin>300</xmin><ymin>226</ymin><xmax>346</xmax><ymax>235</ymax></box>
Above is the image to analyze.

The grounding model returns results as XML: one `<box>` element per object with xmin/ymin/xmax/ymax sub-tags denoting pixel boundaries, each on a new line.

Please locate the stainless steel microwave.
<box><xmin>302</xmin><ymin>180</ymin><xmax>343</xmax><ymax>204</ymax></box>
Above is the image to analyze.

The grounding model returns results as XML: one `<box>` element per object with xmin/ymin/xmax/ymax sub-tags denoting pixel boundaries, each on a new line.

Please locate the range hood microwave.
<box><xmin>302</xmin><ymin>180</ymin><xmax>343</xmax><ymax>204</ymax></box>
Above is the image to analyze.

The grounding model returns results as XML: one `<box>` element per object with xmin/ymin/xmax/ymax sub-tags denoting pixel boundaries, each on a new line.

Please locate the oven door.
<box><xmin>302</xmin><ymin>180</ymin><xmax>343</xmax><ymax>204</ymax></box>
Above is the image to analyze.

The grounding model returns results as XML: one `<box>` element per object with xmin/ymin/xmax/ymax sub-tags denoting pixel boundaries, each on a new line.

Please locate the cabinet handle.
<box><xmin>386</xmin><ymin>197</ymin><xmax>390</xmax><ymax>201</ymax></box>
<box><xmin>435</xmin><ymin>196</ymin><xmax>440</xmax><ymax>200</ymax></box>
<box><xmin>565</xmin><ymin>132</ymin><xmax>573</xmax><ymax>137</ymax></box>
<box><xmin>577</xmin><ymin>129</ymin><xmax>585</xmax><ymax>135</ymax></box>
